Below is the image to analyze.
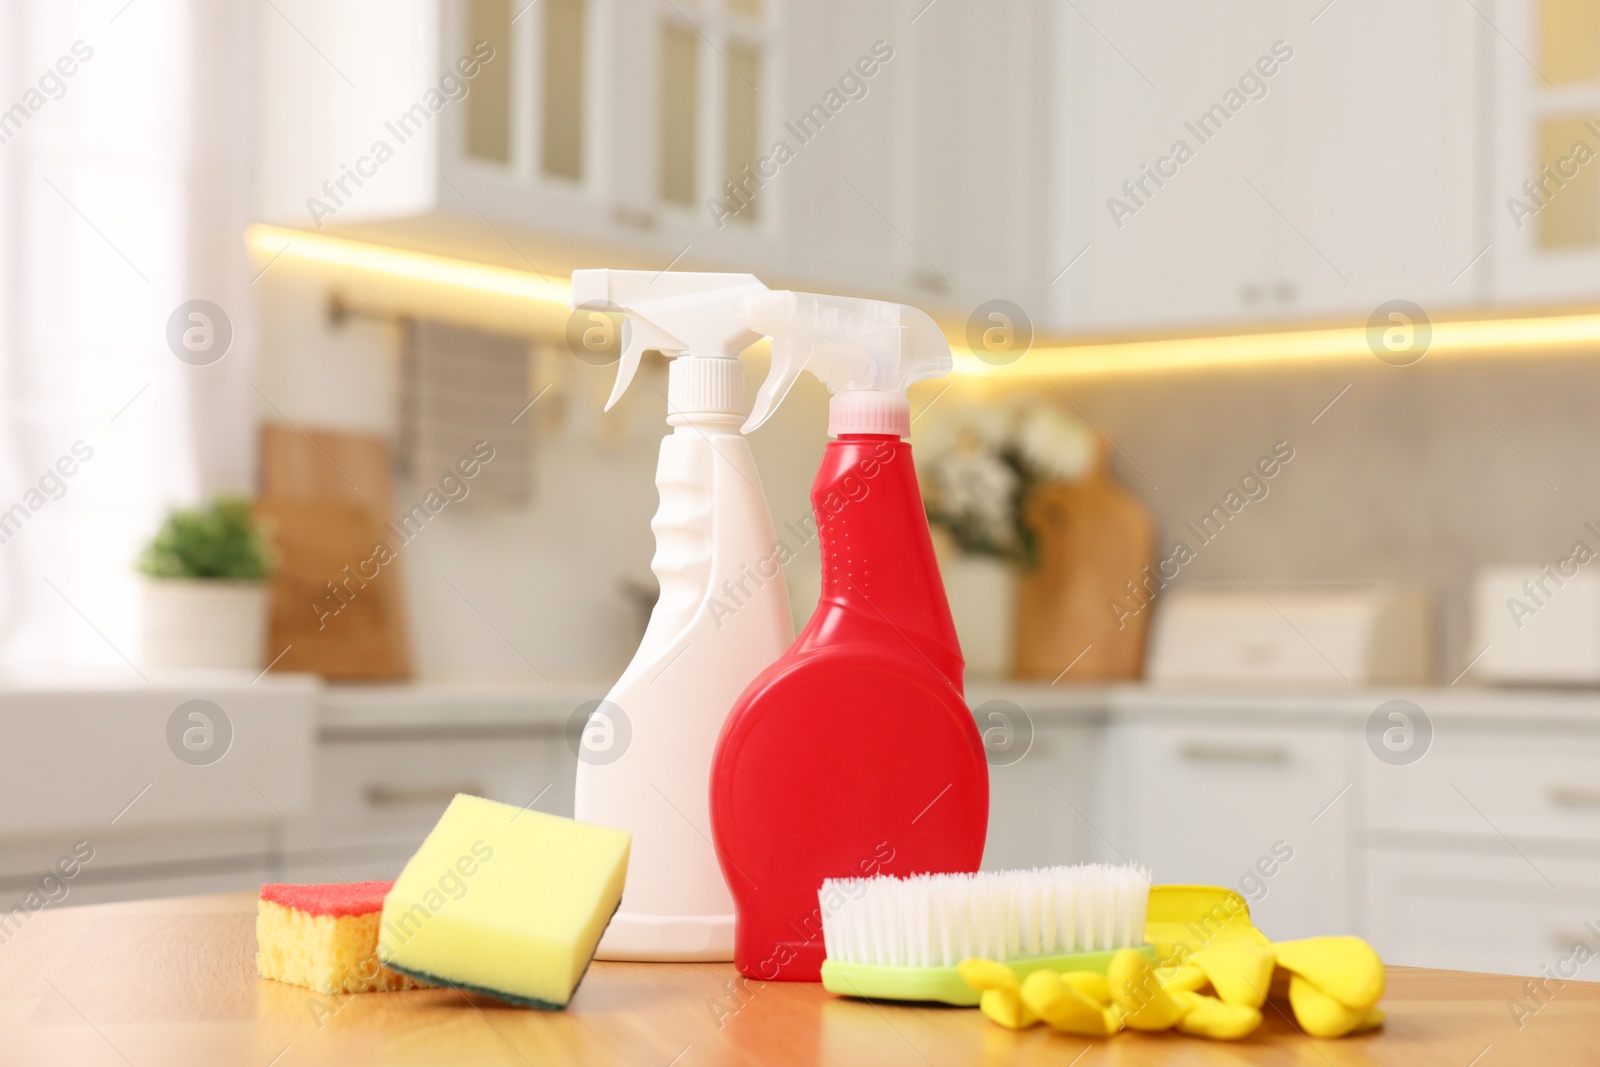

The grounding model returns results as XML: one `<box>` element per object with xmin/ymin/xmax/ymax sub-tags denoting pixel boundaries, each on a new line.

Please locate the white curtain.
<box><xmin>0</xmin><ymin>0</ymin><xmax>258</xmax><ymax>675</ymax></box>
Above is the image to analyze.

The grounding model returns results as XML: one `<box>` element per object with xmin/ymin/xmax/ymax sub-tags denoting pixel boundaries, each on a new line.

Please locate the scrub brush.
<box><xmin>819</xmin><ymin>864</ymin><xmax>1155</xmax><ymax>1005</ymax></box>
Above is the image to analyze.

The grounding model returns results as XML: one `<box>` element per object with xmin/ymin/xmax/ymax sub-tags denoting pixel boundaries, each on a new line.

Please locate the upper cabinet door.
<box><xmin>787</xmin><ymin>0</ymin><xmax>1052</xmax><ymax>318</ymax></box>
<box><xmin>1275</xmin><ymin>0</ymin><xmax>1483</xmax><ymax>319</ymax></box>
<box><xmin>1493</xmin><ymin>0</ymin><xmax>1600</xmax><ymax>305</ymax></box>
<box><xmin>1049</xmin><ymin>0</ymin><xmax>1484</xmax><ymax>335</ymax></box>
<box><xmin>438</xmin><ymin>0</ymin><xmax>794</xmax><ymax>270</ymax></box>
<box><xmin>641</xmin><ymin>0</ymin><xmax>791</xmax><ymax>270</ymax></box>
<box><xmin>438</xmin><ymin>0</ymin><xmax>615</xmax><ymax>245</ymax></box>
<box><xmin>902</xmin><ymin>0</ymin><xmax>1051</xmax><ymax>321</ymax></box>
<box><xmin>1049</xmin><ymin>0</ymin><xmax>1279</xmax><ymax>335</ymax></box>
<box><xmin>784</xmin><ymin>0</ymin><xmax>912</xmax><ymax>301</ymax></box>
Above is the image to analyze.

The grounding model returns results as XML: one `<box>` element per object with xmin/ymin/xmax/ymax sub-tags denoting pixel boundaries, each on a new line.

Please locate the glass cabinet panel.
<box><xmin>541</xmin><ymin>0</ymin><xmax>586</xmax><ymax>180</ymax></box>
<box><xmin>466</xmin><ymin>0</ymin><xmax>512</xmax><ymax>164</ymax></box>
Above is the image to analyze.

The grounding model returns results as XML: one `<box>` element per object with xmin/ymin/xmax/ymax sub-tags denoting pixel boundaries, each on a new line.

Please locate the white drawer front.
<box><xmin>0</xmin><ymin>686</ymin><xmax>314</xmax><ymax>835</ymax></box>
<box><xmin>1110</xmin><ymin>720</ymin><xmax>1354</xmax><ymax>941</ymax></box>
<box><xmin>1366</xmin><ymin>729</ymin><xmax>1600</xmax><ymax>843</ymax></box>
<box><xmin>1366</xmin><ymin>849</ymin><xmax>1600</xmax><ymax>978</ymax></box>
<box><xmin>0</xmin><ymin>824</ymin><xmax>272</xmax><ymax>882</ymax></box>
<box><xmin>309</xmin><ymin>726</ymin><xmax>574</xmax><ymax>850</ymax></box>
<box><xmin>983</xmin><ymin>724</ymin><xmax>1105</xmax><ymax>870</ymax></box>
<box><xmin>43</xmin><ymin>867</ymin><xmax>273</xmax><ymax>908</ymax></box>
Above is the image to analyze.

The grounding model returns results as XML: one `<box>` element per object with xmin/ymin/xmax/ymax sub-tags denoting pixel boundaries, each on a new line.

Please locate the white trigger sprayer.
<box><xmin>569</xmin><ymin>270</ymin><xmax>771</xmax><ymax>413</ymax></box>
<box><xmin>738</xmin><ymin>290</ymin><xmax>952</xmax><ymax>438</ymax></box>
<box><xmin>567</xmin><ymin>270</ymin><xmax>794</xmax><ymax>962</ymax></box>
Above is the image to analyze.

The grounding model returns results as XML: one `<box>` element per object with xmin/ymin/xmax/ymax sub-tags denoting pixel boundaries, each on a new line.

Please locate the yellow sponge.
<box><xmin>256</xmin><ymin>881</ymin><xmax>427</xmax><ymax>994</ymax></box>
<box><xmin>378</xmin><ymin>793</ymin><xmax>631</xmax><ymax>1009</ymax></box>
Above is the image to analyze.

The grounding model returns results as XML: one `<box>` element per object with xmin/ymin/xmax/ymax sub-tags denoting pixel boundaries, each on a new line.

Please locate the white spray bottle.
<box><xmin>570</xmin><ymin>269</ymin><xmax>794</xmax><ymax>961</ymax></box>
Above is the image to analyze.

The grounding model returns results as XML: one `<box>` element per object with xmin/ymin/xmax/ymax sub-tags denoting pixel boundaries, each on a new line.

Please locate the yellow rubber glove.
<box><xmin>958</xmin><ymin>958</ymin><xmax>1036</xmax><ymax>1031</ymax></box>
<box><xmin>1191</xmin><ymin>940</ymin><xmax>1276</xmax><ymax>1008</ymax></box>
<box><xmin>1019</xmin><ymin>970</ymin><xmax>1120</xmax><ymax>1037</ymax></box>
<box><xmin>1108</xmin><ymin>948</ymin><xmax>1190</xmax><ymax>1031</ymax></box>
<box><xmin>1059</xmin><ymin>971</ymin><xmax>1112</xmax><ymax>1005</ymax></box>
<box><xmin>1169</xmin><ymin>989</ymin><xmax>1263</xmax><ymax>1040</ymax></box>
<box><xmin>1286</xmin><ymin>974</ymin><xmax>1373</xmax><ymax>1038</ymax></box>
<box><xmin>1145</xmin><ymin>886</ymin><xmax>1270</xmax><ymax>968</ymax></box>
<box><xmin>1274</xmin><ymin>936</ymin><xmax>1386</xmax><ymax>1014</ymax></box>
<box><xmin>1159</xmin><ymin>962</ymin><xmax>1209</xmax><ymax>993</ymax></box>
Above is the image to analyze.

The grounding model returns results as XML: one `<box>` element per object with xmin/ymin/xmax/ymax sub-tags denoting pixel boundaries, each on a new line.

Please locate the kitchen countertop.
<box><xmin>2</xmin><ymin>893</ymin><xmax>1595</xmax><ymax>1065</ymax></box>
<box><xmin>2</xmin><ymin>673</ymin><xmax>1593</xmax><ymax>729</ymax></box>
<box><xmin>317</xmin><ymin>679</ymin><xmax>1600</xmax><ymax>731</ymax></box>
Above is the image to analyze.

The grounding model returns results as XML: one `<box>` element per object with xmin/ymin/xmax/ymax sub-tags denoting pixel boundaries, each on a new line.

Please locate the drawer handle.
<box><xmin>1180</xmin><ymin>742</ymin><xmax>1289</xmax><ymax>765</ymax></box>
<box><xmin>1550</xmin><ymin>786</ymin><xmax>1600</xmax><ymax>809</ymax></box>
<box><xmin>1552</xmin><ymin>929</ymin><xmax>1599</xmax><ymax>952</ymax></box>
<box><xmin>364</xmin><ymin>784</ymin><xmax>484</xmax><ymax>808</ymax></box>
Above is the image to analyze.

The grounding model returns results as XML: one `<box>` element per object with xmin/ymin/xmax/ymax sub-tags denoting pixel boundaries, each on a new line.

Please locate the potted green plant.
<box><xmin>138</xmin><ymin>497</ymin><xmax>274</xmax><ymax>671</ymax></box>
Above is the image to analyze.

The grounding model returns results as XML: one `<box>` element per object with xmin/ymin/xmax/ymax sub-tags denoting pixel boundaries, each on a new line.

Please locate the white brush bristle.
<box><xmin>819</xmin><ymin>864</ymin><xmax>1152</xmax><ymax>968</ymax></box>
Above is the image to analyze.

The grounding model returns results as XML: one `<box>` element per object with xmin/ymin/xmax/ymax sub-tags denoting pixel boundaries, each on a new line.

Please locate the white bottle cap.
<box><xmin>828</xmin><ymin>391</ymin><xmax>910</xmax><ymax>438</ymax></box>
<box><xmin>668</xmin><ymin>356</ymin><xmax>744</xmax><ymax>417</ymax></box>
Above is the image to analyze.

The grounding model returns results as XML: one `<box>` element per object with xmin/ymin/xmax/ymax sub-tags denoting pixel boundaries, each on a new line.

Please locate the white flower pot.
<box><xmin>942</xmin><ymin>556</ymin><xmax>1016</xmax><ymax>680</ymax></box>
<box><xmin>142</xmin><ymin>579</ymin><xmax>270</xmax><ymax>671</ymax></box>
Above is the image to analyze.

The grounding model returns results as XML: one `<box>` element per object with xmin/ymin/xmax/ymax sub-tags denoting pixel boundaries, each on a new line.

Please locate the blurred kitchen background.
<box><xmin>4</xmin><ymin>0</ymin><xmax>1600</xmax><ymax>980</ymax></box>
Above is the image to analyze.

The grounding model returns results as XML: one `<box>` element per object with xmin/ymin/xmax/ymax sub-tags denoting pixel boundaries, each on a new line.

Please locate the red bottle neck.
<box><xmin>797</xmin><ymin>434</ymin><xmax>963</xmax><ymax>689</ymax></box>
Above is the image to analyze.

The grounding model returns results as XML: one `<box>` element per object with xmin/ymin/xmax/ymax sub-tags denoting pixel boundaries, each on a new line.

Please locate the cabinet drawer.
<box><xmin>0</xmin><ymin>686</ymin><xmax>314</xmax><ymax>835</ymax></box>
<box><xmin>309</xmin><ymin>727</ymin><xmax>574</xmax><ymax>850</ymax></box>
<box><xmin>1365</xmin><ymin>848</ymin><xmax>1600</xmax><ymax>977</ymax></box>
<box><xmin>984</xmin><ymin>724</ymin><xmax>1104</xmax><ymax>870</ymax></box>
<box><xmin>1366</xmin><ymin>731</ymin><xmax>1600</xmax><ymax>843</ymax></box>
<box><xmin>46</xmin><ymin>867</ymin><xmax>274</xmax><ymax>908</ymax></box>
<box><xmin>0</xmin><ymin>825</ymin><xmax>273</xmax><ymax>896</ymax></box>
<box><xmin>275</xmin><ymin>850</ymin><xmax>415</xmax><ymax>886</ymax></box>
<box><xmin>1110</xmin><ymin>720</ymin><xmax>1353</xmax><ymax>940</ymax></box>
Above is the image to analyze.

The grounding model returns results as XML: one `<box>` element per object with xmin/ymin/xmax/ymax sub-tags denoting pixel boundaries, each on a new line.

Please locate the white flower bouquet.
<box><xmin>916</xmin><ymin>400</ymin><xmax>1096</xmax><ymax>566</ymax></box>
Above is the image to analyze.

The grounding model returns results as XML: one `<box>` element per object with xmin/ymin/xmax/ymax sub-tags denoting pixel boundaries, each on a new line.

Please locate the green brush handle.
<box><xmin>820</xmin><ymin>945</ymin><xmax>1158</xmax><ymax>1006</ymax></box>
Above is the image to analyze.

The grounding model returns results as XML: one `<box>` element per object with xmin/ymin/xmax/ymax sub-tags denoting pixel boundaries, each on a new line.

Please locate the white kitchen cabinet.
<box><xmin>793</xmin><ymin>0</ymin><xmax>1050</xmax><ymax>319</ymax></box>
<box><xmin>0</xmin><ymin>681</ymin><xmax>317</xmax><ymax>837</ymax></box>
<box><xmin>982</xmin><ymin>719</ymin><xmax>1106</xmax><ymax>870</ymax></box>
<box><xmin>1050</xmin><ymin>0</ymin><xmax>1277</xmax><ymax>333</ymax></box>
<box><xmin>1104</xmin><ymin>715</ymin><xmax>1356</xmax><ymax>941</ymax></box>
<box><xmin>1365</xmin><ymin>849</ymin><xmax>1600</xmax><ymax>976</ymax></box>
<box><xmin>14</xmin><ymin>679</ymin><xmax>1600</xmax><ymax>985</ymax></box>
<box><xmin>1050</xmin><ymin>0</ymin><xmax>1482</xmax><ymax>333</ymax></box>
<box><xmin>258</xmin><ymin>0</ymin><xmax>793</xmax><ymax>271</ymax></box>
<box><xmin>441</xmin><ymin>0</ymin><xmax>800</xmax><ymax>272</ymax></box>
<box><xmin>256</xmin><ymin>0</ymin><xmax>1050</xmax><ymax>318</ymax></box>
<box><xmin>307</xmin><ymin>721</ymin><xmax>575</xmax><ymax>854</ymax></box>
<box><xmin>1274</xmin><ymin>0</ymin><xmax>1483</xmax><ymax>315</ymax></box>
<box><xmin>1365</xmin><ymin>724</ymin><xmax>1600</xmax><ymax>845</ymax></box>
<box><xmin>783</xmin><ymin>1</ymin><xmax>911</xmax><ymax>304</ymax></box>
<box><xmin>0</xmin><ymin>824</ymin><xmax>276</xmax><ymax>906</ymax></box>
<box><xmin>1492</xmin><ymin>0</ymin><xmax>1600</xmax><ymax>304</ymax></box>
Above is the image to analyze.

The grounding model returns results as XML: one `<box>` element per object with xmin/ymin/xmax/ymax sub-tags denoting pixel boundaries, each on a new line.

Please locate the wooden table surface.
<box><xmin>1</xmin><ymin>893</ymin><xmax>1595</xmax><ymax>1065</ymax></box>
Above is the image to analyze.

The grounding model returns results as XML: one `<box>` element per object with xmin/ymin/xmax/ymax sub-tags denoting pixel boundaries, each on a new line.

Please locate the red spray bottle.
<box><xmin>709</xmin><ymin>291</ymin><xmax>989</xmax><ymax>982</ymax></box>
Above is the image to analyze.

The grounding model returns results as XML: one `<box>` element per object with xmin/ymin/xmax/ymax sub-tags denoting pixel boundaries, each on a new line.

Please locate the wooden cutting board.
<box><xmin>256</xmin><ymin>425</ymin><xmax>411</xmax><ymax>681</ymax></box>
<box><xmin>1013</xmin><ymin>463</ymin><xmax>1154</xmax><ymax>682</ymax></box>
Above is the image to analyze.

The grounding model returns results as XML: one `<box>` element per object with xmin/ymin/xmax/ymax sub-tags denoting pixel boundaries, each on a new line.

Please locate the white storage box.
<box><xmin>1472</xmin><ymin>567</ymin><xmax>1600</xmax><ymax>684</ymax></box>
<box><xmin>1147</xmin><ymin>584</ymin><xmax>1432</xmax><ymax>685</ymax></box>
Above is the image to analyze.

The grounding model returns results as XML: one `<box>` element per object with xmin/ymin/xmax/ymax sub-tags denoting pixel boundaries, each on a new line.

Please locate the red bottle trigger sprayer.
<box><xmin>710</xmin><ymin>291</ymin><xmax>989</xmax><ymax>982</ymax></box>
